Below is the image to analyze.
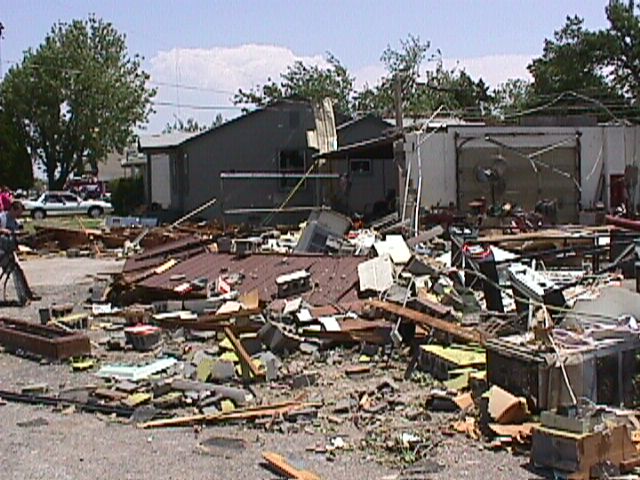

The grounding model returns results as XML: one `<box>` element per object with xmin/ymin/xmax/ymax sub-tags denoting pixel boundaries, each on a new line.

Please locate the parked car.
<box><xmin>22</xmin><ymin>191</ymin><xmax>114</xmax><ymax>220</ymax></box>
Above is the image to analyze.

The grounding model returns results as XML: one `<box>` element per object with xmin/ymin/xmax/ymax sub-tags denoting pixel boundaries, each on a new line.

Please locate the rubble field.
<box><xmin>2</xmin><ymin>212</ymin><xmax>640</xmax><ymax>480</ymax></box>
<box><xmin>0</xmin><ymin>258</ymin><xmax>529</xmax><ymax>480</ymax></box>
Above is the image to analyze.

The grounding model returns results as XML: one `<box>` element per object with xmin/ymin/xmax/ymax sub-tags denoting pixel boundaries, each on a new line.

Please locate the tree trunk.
<box><xmin>46</xmin><ymin>167</ymin><xmax>57</xmax><ymax>190</ymax></box>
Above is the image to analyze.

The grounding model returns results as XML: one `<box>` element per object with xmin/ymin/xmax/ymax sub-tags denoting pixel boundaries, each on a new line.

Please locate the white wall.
<box><xmin>404</xmin><ymin>129</ymin><xmax>457</xmax><ymax>208</ymax></box>
<box><xmin>150</xmin><ymin>153</ymin><xmax>171</xmax><ymax>208</ymax></box>
<box><xmin>406</xmin><ymin>125</ymin><xmax>640</xmax><ymax>213</ymax></box>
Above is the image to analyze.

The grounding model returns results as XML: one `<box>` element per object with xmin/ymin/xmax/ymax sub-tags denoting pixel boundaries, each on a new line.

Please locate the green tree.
<box><xmin>525</xmin><ymin>5</ymin><xmax>640</xmax><ymax>120</ymax></box>
<box><xmin>490</xmin><ymin>79</ymin><xmax>533</xmax><ymax>119</ymax></box>
<box><xmin>233</xmin><ymin>53</ymin><xmax>354</xmax><ymax>115</ymax></box>
<box><xmin>0</xmin><ymin>106</ymin><xmax>33</xmax><ymax>189</ymax></box>
<box><xmin>163</xmin><ymin>114</ymin><xmax>225</xmax><ymax>133</ymax></box>
<box><xmin>528</xmin><ymin>15</ymin><xmax>615</xmax><ymax>98</ymax></box>
<box><xmin>605</xmin><ymin>0</ymin><xmax>640</xmax><ymax>99</ymax></box>
<box><xmin>0</xmin><ymin>15</ymin><xmax>155</xmax><ymax>189</ymax></box>
<box><xmin>355</xmin><ymin>35</ymin><xmax>491</xmax><ymax>119</ymax></box>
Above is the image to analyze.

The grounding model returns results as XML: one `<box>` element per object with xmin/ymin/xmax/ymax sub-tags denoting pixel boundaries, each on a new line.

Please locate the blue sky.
<box><xmin>0</xmin><ymin>0</ymin><xmax>611</xmax><ymax>131</ymax></box>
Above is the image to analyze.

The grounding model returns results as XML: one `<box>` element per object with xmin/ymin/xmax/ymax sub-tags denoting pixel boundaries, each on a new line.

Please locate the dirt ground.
<box><xmin>0</xmin><ymin>257</ymin><xmax>542</xmax><ymax>480</ymax></box>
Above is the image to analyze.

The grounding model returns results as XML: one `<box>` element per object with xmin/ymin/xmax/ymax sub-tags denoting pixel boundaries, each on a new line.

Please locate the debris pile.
<box><xmin>4</xmin><ymin>210</ymin><xmax>640</xmax><ymax>478</ymax></box>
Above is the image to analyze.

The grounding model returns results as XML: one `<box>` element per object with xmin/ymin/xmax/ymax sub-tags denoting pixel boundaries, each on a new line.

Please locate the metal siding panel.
<box><xmin>457</xmin><ymin>146</ymin><xmax>579</xmax><ymax>223</ymax></box>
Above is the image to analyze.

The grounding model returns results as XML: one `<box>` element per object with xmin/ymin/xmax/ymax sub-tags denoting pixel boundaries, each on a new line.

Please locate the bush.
<box><xmin>109</xmin><ymin>176</ymin><xmax>144</xmax><ymax>215</ymax></box>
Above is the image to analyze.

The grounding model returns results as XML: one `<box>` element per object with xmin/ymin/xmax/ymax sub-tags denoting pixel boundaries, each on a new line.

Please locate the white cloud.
<box><xmin>353</xmin><ymin>64</ymin><xmax>386</xmax><ymax>89</ymax></box>
<box><xmin>143</xmin><ymin>45</ymin><xmax>535</xmax><ymax>131</ymax></box>
<box><xmin>145</xmin><ymin>44</ymin><xmax>328</xmax><ymax>131</ymax></box>
<box><xmin>150</xmin><ymin>44</ymin><xmax>328</xmax><ymax>95</ymax></box>
<box><xmin>442</xmin><ymin>54</ymin><xmax>534</xmax><ymax>86</ymax></box>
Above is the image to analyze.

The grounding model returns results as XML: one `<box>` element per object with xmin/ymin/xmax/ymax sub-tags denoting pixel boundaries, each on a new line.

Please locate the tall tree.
<box><xmin>0</xmin><ymin>15</ymin><xmax>155</xmax><ymax>189</ymax></box>
<box><xmin>0</xmin><ymin>106</ymin><xmax>33</xmax><ymax>189</ymax></box>
<box><xmin>233</xmin><ymin>53</ymin><xmax>354</xmax><ymax>115</ymax></box>
<box><xmin>355</xmin><ymin>36</ymin><xmax>491</xmax><ymax>119</ymax></box>
<box><xmin>526</xmin><ymin>5</ymin><xmax>640</xmax><ymax>119</ymax></box>
<box><xmin>605</xmin><ymin>0</ymin><xmax>640</xmax><ymax>99</ymax></box>
<box><xmin>528</xmin><ymin>16</ymin><xmax>613</xmax><ymax>98</ymax></box>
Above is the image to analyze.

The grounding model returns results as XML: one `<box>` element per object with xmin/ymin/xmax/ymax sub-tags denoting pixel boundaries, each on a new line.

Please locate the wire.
<box><xmin>149</xmin><ymin>80</ymin><xmax>235</xmax><ymax>95</ymax></box>
<box><xmin>3</xmin><ymin>59</ymin><xmax>640</xmax><ymax>124</ymax></box>
<box><xmin>151</xmin><ymin>101</ymin><xmax>243</xmax><ymax>111</ymax></box>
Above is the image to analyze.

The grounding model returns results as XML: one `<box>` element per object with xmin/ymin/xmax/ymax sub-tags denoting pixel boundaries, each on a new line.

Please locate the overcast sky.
<box><xmin>0</xmin><ymin>0</ymin><xmax>611</xmax><ymax>131</ymax></box>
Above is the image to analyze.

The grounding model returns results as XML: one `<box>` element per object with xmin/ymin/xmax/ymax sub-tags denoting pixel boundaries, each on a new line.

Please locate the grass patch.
<box><xmin>22</xmin><ymin>216</ymin><xmax>105</xmax><ymax>234</ymax></box>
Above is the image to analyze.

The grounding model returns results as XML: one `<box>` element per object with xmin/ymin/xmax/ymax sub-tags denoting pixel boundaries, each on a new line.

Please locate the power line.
<box><xmin>1</xmin><ymin>59</ymin><xmax>236</xmax><ymax>95</ymax></box>
<box><xmin>152</xmin><ymin>101</ymin><xmax>243</xmax><ymax>111</ymax></box>
<box><xmin>149</xmin><ymin>80</ymin><xmax>235</xmax><ymax>95</ymax></box>
<box><xmin>3</xmin><ymin>59</ymin><xmax>640</xmax><ymax>123</ymax></box>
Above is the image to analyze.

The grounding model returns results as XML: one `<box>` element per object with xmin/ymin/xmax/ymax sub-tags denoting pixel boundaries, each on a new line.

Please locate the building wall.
<box><xmin>97</xmin><ymin>152</ymin><xmax>127</xmax><ymax>181</ymax></box>
<box><xmin>406</xmin><ymin>125</ymin><xmax>640</xmax><ymax>215</ymax></box>
<box><xmin>182</xmin><ymin>102</ymin><xmax>318</xmax><ymax>223</ymax></box>
<box><xmin>328</xmin><ymin>116</ymin><xmax>396</xmax><ymax>216</ymax></box>
<box><xmin>324</xmin><ymin>157</ymin><xmax>397</xmax><ymax>216</ymax></box>
<box><xmin>149</xmin><ymin>152</ymin><xmax>172</xmax><ymax>209</ymax></box>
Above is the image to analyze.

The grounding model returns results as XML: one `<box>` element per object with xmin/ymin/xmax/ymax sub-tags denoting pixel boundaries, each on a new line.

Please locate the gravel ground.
<box><xmin>0</xmin><ymin>257</ymin><xmax>542</xmax><ymax>480</ymax></box>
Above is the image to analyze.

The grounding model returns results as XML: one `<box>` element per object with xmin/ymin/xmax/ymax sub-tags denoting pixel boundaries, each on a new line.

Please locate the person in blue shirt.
<box><xmin>0</xmin><ymin>201</ymin><xmax>38</xmax><ymax>305</ymax></box>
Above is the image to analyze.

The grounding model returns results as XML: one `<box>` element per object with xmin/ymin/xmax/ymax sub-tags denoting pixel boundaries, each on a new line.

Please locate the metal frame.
<box><xmin>0</xmin><ymin>317</ymin><xmax>91</xmax><ymax>360</ymax></box>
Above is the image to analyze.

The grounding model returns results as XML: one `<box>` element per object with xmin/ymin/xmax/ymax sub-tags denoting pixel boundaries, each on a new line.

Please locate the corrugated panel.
<box><xmin>139</xmin><ymin>252</ymin><xmax>366</xmax><ymax>307</ymax></box>
<box><xmin>123</xmin><ymin>236</ymin><xmax>208</xmax><ymax>273</ymax></box>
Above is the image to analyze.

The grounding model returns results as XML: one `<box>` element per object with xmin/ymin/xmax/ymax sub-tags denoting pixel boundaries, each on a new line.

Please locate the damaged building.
<box><xmin>138</xmin><ymin>99</ymin><xmax>395</xmax><ymax>224</ymax></box>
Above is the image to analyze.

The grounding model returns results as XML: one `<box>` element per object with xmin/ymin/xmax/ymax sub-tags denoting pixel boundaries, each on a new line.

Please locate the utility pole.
<box><xmin>394</xmin><ymin>74</ymin><xmax>403</xmax><ymax>130</ymax></box>
<box><xmin>394</xmin><ymin>74</ymin><xmax>409</xmax><ymax>223</ymax></box>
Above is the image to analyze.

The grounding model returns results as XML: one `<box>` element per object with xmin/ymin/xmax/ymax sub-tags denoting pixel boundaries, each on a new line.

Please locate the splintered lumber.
<box><xmin>152</xmin><ymin>307</ymin><xmax>262</xmax><ymax>331</ymax></box>
<box><xmin>262</xmin><ymin>452</ymin><xmax>322</xmax><ymax>480</ymax></box>
<box><xmin>224</xmin><ymin>326</ymin><xmax>265</xmax><ymax>380</ymax></box>
<box><xmin>138</xmin><ymin>400</ymin><xmax>319</xmax><ymax>429</ymax></box>
<box><xmin>368</xmin><ymin>300</ymin><xmax>488</xmax><ymax>345</ymax></box>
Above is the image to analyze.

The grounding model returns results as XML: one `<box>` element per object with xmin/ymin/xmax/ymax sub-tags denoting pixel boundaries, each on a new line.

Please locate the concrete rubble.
<box><xmin>5</xmin><ymin>209</ymin><xmax>640</xmax><ymax>479</ymax></box>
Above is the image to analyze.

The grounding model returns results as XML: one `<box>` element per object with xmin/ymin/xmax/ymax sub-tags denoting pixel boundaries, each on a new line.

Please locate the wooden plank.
<box><xmin>262</xmin><ymin>452</ymin><xmax>322</xmax><ymax>480</ymax></box>
<box><xmin>154</xmin><ymin>258</ymin><xmax>177</xmax><ymax>274</ymax></box>
<box><xmin>151</xmin><ymin>307</ymin><xmax>262</xmax><ymax>331</ymax></box>
<box><xmin>368</xmin><ymin>300</ymin><xmax>488</xmax><ymax>345</ymax></box>
<box><xmin>224</xmin><ymin>326</ymin><xmax>265</xmax><ymax>381</ymax></box>
<box><xmin>138</xmin><ymin>400</ymin><xmax>318</xmax><ymax>429</ymax></box>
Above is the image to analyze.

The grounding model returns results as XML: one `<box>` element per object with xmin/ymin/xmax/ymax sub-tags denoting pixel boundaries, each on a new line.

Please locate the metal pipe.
<box><xmin>224</xmin><ymin>206</ymin><xmax>328</xmax><ymax>215</ymax></box>
<box><xmin>219</xmin><ymin>172</ymin><xmax>339</xmax><ymax>179</ymax></box>
<box><xmin>0</xmin><ymin>389</ymin><xmax>135</xmax><ymax>417</ymax></box>
<box><xmin>168</xmin><ymin>196</ymin><xmax>217</xmax><ymax>230</ymax></box>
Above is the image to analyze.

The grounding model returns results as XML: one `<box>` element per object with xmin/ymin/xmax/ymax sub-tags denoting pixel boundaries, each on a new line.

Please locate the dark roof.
<box><xmin>336</xmin><ymin>114</ymin><xmax>393</xmax><ymax>131</ymax></box>
<box><xmin>138</xmin><ymin>251</ymin><xmax>365</xmax><ymax>307</ymax></box>
<box><xmin>138</xmin><ymin>99</ymin><xmax>314</xmax><ymax>152</ymax></box>
<box><xmin>123</xmin><ymin>236</ymin><xmax>209</xmax><ymax>274</ymax></box>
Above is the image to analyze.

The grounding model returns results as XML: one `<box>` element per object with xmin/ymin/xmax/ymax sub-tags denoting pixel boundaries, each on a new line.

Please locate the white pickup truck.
<box><xmin>22</xmin><ymin>191</ymin><xmax>114</xmax><ymax>220</ymax></box>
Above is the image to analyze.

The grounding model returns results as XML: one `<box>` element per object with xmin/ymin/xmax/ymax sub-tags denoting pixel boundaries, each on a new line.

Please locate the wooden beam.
<box><xmin>138</xmin><ymin>401</ymin><xmax>318</xmax><ymax>429</ymax></box>
<box><xmin>262</xmin><ymin>452</ymin><xmax>322</xmax><ymax>480</ymax></box>
<box><xmin>224</xmin><ymin>326</ymin><xmax>265</xmax><ymax>381</ymax></box>
<box><xmin>367</xmin><ymin>300</ymin><xmax>488</xmax><ymax>345</ymax></box>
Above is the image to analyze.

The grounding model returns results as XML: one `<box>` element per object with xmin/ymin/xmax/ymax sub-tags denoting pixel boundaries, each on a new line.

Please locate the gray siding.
<box><xmin>181</xmin><ymin>102</ymin><xmax>318</xmax><ymax>223</ymax></box>
<box><xmin>326</xmin><ymin>157</ymin><xmax>397</xmax><ymax>216</ymax></box>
